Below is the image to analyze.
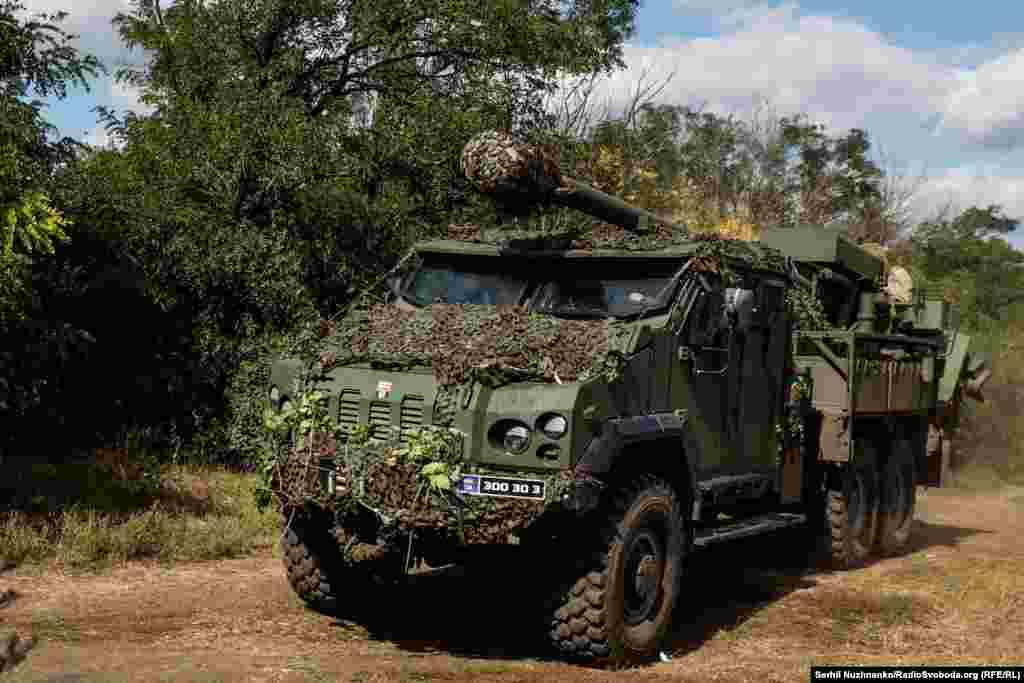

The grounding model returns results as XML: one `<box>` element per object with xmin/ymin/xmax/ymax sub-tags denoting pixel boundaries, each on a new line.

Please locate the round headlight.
<box><xmin>503</xmin><ymin>425</ymin><xmax>531</xmax><ymax>453</ymax></box>
<box><xmin>538</xmin><ymin>414</ymin><xmax>568</xmax><ymax>440</ymax></box>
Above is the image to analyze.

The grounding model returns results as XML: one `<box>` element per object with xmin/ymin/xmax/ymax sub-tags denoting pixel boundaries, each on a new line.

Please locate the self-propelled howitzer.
<box><xmin>263</xmin><ymin>130</ymin><xmax>961</xmax><ymax>666</ymax></box>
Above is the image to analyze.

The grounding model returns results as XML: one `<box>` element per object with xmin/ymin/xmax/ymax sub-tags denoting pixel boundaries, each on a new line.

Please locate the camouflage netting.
<box><xmin>686</xmin><ymin>232</ymin><xmax>787</xmax><ymax>282</ymax></box>
<box><xmin>788</xmin><ymin>287</ymin><xmax>832</xmax><ymax>330</ymax></box>
<box><xmin>460</xmin><ymin>130</ymin><xmax>563</xmax><ymax>198</ymax></box>
<box><xmin>572</xmin><ymin>220</ymin><xmax>682</xmax><ymax>249</ymax></box>
<box><xmin>319</xmin><ymin>303</ymin><xmax>635</xmax><ymax>387</ymax></box>
<box><xmin>444</xmin><ymin>220</ymin><xmax>691</xmax><ymax>252</ymax></box>
<box><xmin>272</xmin><ymin>431</ymin><xmax>579</xmax><ymax>543</ymax></box>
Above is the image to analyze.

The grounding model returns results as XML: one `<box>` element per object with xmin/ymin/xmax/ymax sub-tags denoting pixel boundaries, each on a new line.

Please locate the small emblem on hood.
<box><xmin>376</xmin><ymin>380</ymin><xmax>393</xmax><ymax>399</ymax></box>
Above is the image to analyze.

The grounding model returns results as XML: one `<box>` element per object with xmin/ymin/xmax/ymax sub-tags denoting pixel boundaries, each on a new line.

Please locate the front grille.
<box><xmin>338</xmin><ymin>390</ymin><xmax>361</xmax><ymax>427</ymax></box>
<box><xmin>369</xmin><ymin>401</ymin><xmax>392</xmax><ymax>441</ymax></box>
<box><xmin>400</xmin><ymin>395</ymin><xmax>425</xmax><ymax>444</ymax></box>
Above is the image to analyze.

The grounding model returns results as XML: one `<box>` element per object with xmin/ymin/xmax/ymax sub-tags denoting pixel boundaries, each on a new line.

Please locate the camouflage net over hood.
<box><xmin>318</xmin><ymin>303</ymin><xmax>636</xmax><ymax>387</ymax></box>
<box><xmin>445</xmin><ymin>220</ymin><xmax>691</xmax><ymax>252</ymax></box>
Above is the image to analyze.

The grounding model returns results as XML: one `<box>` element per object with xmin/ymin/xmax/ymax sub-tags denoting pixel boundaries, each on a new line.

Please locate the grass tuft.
<box><xmin>0</xmin><ymin>462</ymin><xmax>282</xmax><ymax>572</ymax></box>
<box><xmin>953</xmin><ymin>322</ymin><xmax>1024</xmax><ymax>487</ymax></box>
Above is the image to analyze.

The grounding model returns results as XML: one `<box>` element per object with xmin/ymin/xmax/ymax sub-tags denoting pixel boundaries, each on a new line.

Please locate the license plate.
<box><xmin>458</xmin><ymin>474</ymin><xmax>546</xmax><ymax>500</ymax></box>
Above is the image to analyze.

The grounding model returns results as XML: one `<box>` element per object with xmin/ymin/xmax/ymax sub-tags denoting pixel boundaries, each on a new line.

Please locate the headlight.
<box><xmin>503</xmin><ymin>425</ymin><xmax>531</xmax><ymax>453</ymax></box>
<box><xmin>269</xmin><ymin>386</ymin><xmax>281</xmax><ymax>409</ymax></box>
<box><xmin>537</xmin><ymin>413</ymin><xmax>568</xmax><ymax>439</ymax></box>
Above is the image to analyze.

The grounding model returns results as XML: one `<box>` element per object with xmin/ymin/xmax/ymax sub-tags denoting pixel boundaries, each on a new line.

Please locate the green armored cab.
<box><xmin>262</xmin><ymin>131</ymin><xmax>982</xmax><ymax>664</ymax></box>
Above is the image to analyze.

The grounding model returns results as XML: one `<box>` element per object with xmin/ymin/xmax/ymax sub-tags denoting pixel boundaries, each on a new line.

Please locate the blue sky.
<box><xmin>20</xmin><ymin>0</ymin><xmax>1024</xmax><ymax>246</ymax></box>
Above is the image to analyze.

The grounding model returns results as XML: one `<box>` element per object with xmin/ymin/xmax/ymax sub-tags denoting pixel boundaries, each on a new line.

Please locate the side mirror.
<box><xmin>723</xmin><ymin>288</ymin><xmax>756</xmax><ymax>332</ymax></box>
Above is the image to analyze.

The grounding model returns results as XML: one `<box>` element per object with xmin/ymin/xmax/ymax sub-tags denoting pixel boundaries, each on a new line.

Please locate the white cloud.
<box><xmin>913</xmin><ymin>166</ymin><xmax>1024</xmax><ymax>219</ymax></box>
<box><xmin>910</xmin><ymin>166</ymin><xmax>1024</xmax><ymax>247</ymax></box>
<box><xmin>595</xmin><ymin>4</ymin><xmax>953</xmax><ymax>138</ymax></box>
<box><xmin>20</xmin><ymin>0</ymin><xmax>138</xmax><ymax>63</ymax></box>
<box><xmin>938</xmin><ymin>49</ymin><xmax>1024</xmax><ymax>149</ymax></box>
<box><xmin>20</xmin><ymin>0</ymin><xmax>131</xmax><ymax>15</ymax></box>
<box><xmin>82</xmin><ymin>125</ymin><xmax>118</xmax><ymax>149</ymax></box>
<box><xmin>593</xmin><ymin>2</ymin><xmax>1024</xmax><ymax>156</ymax></box>
<box><xmin>109</xmin><ymin>77</ymin><xmax>150</xmax><ymax>113</ymax></box>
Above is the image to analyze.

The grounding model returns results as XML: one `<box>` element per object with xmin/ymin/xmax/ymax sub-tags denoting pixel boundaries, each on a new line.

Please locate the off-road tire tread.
<box><xmin>281</xmin><ymin>515</ymin><xmax>342</xmax><ymax>610</ymax></box>
<box><xmin>827</xmin><ymin>489</ymin><xmax>855</xmax><ymax>568</ymax></box>
<box><xmin>877</xmin><ymin>444</ymin><xmax>916</xmax><ymax>556</ymax></box>
<box><xmin>548</xmin><ymin>475</ymin><xmax>685</xmax><ymax>662</ymax></box>
<box><xmin>827</xmin><ymin>465</ymin><xmax>877</xmax><ymax>569</ymax></box>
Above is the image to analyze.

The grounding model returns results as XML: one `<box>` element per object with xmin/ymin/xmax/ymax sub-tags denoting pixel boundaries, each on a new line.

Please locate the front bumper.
<box><xmin>272</xmin><ymin>442</ymin><xmax>601</xmax><ymax>544</ymax></box>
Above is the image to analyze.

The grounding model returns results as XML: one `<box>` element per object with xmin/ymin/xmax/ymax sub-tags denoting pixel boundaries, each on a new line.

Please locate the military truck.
<box><xmin>263</xmin><ymin>132</ymin><xmax>980</xmax><ymax>663</ymax></box>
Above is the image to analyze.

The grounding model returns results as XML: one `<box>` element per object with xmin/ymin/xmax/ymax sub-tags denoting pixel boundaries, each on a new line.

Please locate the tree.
<box><xmin>0</xmin><ymin>1</ymin><xmax>114</xmax><ymax>455</ymax></box>
<box><xmin>0</xmin><ymin>0</ymin><xmax>102</xmax><ymax>319</ymax></box>
<box><xmin>59</xmin><ymin>0</ymin><xmax>642</xmax><ymax>455</ymax></box>
<box><xmin>90</xmin><ymin>0</ymin><xmax>643</xmax><ymax>312</ymax></box>
<box><xmin>911</xmin><ymin>204</ymin><xmax>1024</xmax><ymax>328</ymax></box>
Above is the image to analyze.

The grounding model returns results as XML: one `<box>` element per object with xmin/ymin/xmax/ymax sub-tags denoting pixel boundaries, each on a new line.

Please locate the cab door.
<box><xmin>729</xmin><ymin>277</ymin><xmax>789</xmax><ymax>476</ymax></box>
<box><xmin>670</xmin><ymin>274</ymin><xmax>735</xmax><ymax>481</ymax></box>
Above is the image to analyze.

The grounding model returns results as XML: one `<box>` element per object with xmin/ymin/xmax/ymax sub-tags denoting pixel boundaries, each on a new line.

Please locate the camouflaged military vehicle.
<box><xmin>263</xmin><ymin>131</ymin><xmax>985</xmax><ymax>663</ymax></box>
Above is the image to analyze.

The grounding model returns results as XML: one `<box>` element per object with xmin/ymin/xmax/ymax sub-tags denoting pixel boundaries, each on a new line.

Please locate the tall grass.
<box><xmin>0</xmin><ymin>462</ymin><xmax>282</xmax><ymax>572</ymax></box>
<box><xmin>953</xmin><ymin>318</ymin><xmax>1024</xmax><ymax>486</ymax></box>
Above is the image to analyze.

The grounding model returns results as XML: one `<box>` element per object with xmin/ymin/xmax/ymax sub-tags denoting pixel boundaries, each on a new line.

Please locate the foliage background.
<box><xmin>1</xmin><ymin>0</ymin><xmax>1021</xmax><ymax>485</ymax></box>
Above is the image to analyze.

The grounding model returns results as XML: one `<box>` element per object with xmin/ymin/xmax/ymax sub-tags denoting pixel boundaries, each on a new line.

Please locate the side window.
<box><xmin>685</xmin><ymin>282</ymin><xmax>725</xmax><ymax>347</ymax></box>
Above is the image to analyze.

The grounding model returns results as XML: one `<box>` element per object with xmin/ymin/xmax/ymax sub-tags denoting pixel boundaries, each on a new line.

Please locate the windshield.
<box><xmin>403</xmin><ymin>263</ymin><xmax>528</xmax><ymax>306</ymax></box>
<box><xmin>532</xmin><ymin>269</ymin><xmax>679</xmax><ymax>318</ymax></box>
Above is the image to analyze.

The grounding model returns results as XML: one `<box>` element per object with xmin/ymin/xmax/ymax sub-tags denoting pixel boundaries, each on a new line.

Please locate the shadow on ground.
<box><xmin>324</xmin><ymin>518</ymin><xmax>985</xmax><ymax>667</ymax></box>
<box><xmin>904</xmin><ymin>519</ymin><xmax>989</xmax><ymax>554</ymax></box>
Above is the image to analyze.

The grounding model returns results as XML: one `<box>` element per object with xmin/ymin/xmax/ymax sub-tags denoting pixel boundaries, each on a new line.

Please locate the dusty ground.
<box><xmin>3</xmin><ymin>479</ymin><xmax>1023</xmax><ymax>682</ymax></box>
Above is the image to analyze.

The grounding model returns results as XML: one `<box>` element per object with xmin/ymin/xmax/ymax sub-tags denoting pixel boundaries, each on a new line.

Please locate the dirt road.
<box><xmin>3</xmin><ymin>482</ymin><xmax>1023</xmax><ymax>682</ymax></box>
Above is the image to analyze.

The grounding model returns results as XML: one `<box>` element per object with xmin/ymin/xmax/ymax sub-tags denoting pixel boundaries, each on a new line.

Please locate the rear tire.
<box><xmin>877</xmin><ymin>440</ymin><xmax>916</xmax><ymax>556</ymax></box>
<box><xmin>826</xmin><ymin>457</ymin><xmax>879</xmax><ymax>569</ymax></box>
<box><xmin>549</xmin><ymin>476</ymin><xmax>688</xmax><ymax>663</ymax></box>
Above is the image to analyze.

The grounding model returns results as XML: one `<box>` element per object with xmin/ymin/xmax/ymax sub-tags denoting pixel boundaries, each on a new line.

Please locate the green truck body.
<box><xmin>264</xmin><ymin>132</ymin><xmax>989</xmax><ymax>663</ymax></box>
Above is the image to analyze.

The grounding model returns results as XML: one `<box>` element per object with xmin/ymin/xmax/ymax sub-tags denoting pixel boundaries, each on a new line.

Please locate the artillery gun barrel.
<box><xmin>461</xmin><ymin>130</ymin><xmax>687</xmax><ymax>235</ymax></box>
<box><xmin>549</xmin><ymin>176</ymin><xmax>683</xmax><ymax>233</ymax></box>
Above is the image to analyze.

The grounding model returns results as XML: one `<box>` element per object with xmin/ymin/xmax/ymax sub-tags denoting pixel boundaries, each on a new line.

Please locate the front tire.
<box><xmin>281</xmin><ymin>507</ymin><xmax>407</xmax><ymax>615</ymax></box>
<box><xmin>549</xmin><ymin>476</ymin><xmax>688</xmax><ymax>662</ymax></box>
<box><xmin>281</xmin><ymin>511</ymin><xmax>343</xmax><ymax>612</ymax></box>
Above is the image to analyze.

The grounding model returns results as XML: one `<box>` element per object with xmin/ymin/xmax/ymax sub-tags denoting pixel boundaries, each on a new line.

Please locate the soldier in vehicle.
<box><xmin>861</xmin><ymin>242</ymin><xmax>914</xmax><ymax>304</ymax></box>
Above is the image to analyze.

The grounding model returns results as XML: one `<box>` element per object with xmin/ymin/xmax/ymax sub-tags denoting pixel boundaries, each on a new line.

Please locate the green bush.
<box><xmin>0</xmin><ymin>463</ymin><xmax>281</xmax><ymax>571</ymax></box>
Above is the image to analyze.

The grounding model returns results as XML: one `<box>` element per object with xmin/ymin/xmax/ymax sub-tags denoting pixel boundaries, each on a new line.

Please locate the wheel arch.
<box><xmin>575</xmin><ymin>413</ymin><xmax>697</xmax><ymax>513</ymax></box>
